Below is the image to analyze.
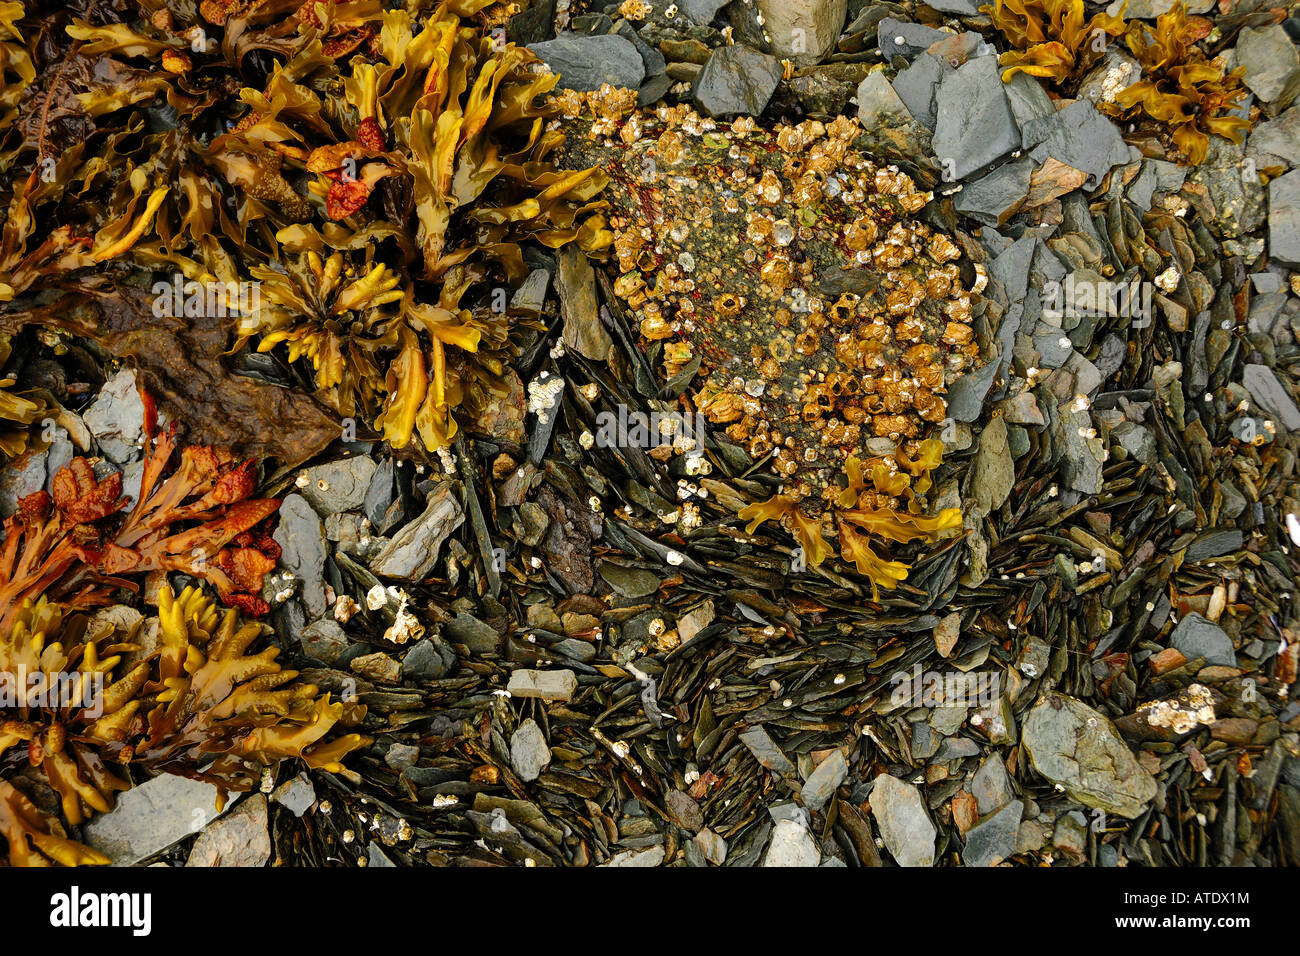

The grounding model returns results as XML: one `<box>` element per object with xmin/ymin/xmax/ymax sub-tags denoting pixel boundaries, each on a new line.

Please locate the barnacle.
<box><xmin>0</xmin><ymin>588</ymin><xmax>368</xmax><ymax>865</ymax></box>
<box><xmin>1101</xmin><ymin>6</ymin><xmax>1251</xmax><ymax>164</ymax></box>
<box><xmin>560</xmin><ymin>100</ymin><xmax>972</xmax><ymax>596</ymax></box>
<box><xmin>981</xmin><ymin>0</ymin><xmax>1126</xmax><ymax>85</ymax></box>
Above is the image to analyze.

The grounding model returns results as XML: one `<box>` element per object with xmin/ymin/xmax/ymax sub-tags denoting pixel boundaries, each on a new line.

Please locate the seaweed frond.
<box><xmin>981</xmin><ymin>0</ymin><xmax>1126</xmax><ymax>84</ymax></box>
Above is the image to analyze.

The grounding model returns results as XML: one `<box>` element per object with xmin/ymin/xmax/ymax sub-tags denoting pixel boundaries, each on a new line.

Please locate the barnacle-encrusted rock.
<box><xmin>556</xmin><ymin>91</ymin><xmax>976</xmax><ymax>594</ymax></box>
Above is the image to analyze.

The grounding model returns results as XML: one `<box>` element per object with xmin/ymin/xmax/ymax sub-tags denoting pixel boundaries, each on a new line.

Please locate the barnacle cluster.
<box><xmin>6</xmin><ymin>0</ymin><xmax>610</xmax><ymax>451</ymax></box>
<box><xmin>983</xmin><ymin>0</ymin><xmax>1251</xmax><ymax>164</ymax></box>
<box><xmin>557</xmin><ymin>93</ymin><xmax>972</xmax><ymax>595</ymax></box>
<box><xmin>0</xmin><ymin>587</ymin><xmax>367</xmax><ymax>866</ymax></box>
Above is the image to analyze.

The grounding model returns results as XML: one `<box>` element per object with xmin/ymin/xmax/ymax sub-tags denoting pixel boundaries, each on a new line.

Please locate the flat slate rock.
<box><xmin>933</xmin><ymin>56</ymin><xmax>1021</xmax><ymax>180</ymax></box>
<box><xmin>869</xmin><ymin>773</ymin><xmax>937</xmax><ymax>867</ymax></box>
<box><xmin>1023</xmin><ymin>99</ymin><xmax>1130</xmax><ymax>182</ymax></box>
<box><xmin>84</xmin><ymin>774</ymin><xmax>236</xmax><ymax>866</ymax></box>
<box><xmin>954</xmin><ymin>158</ymin><xmax>1033</xmax><ymax>226</ymax></box>
<box><xmin>528</xmin><ymin>34</ymin><xmax>646</xmax><ymax>91</ymax></box>
<box><xmin>1243</xmin><ymin>362</ymin><xmax>1300</xmax><ymax>431</ymax></box>
<box><xmin>1022</xmin><ymin>693</ymin><xmax>1157</xmax><ymax>818</ymax></box>
<box><xmin>963</xmin><ymin>801</ymin><xmax>1023</xmax><ymax>867</ymax></box>
<box><xmin>186</xmin><ymin>793</ymin><xmax>271</xmax><ymax>867</ymax></box>
<box><xmin>693</xmin><ymin>43</ymin><xmax>783</xmax><ymax>117</ymax></box>
<box><xmin>1170</xmin><ymin>613</ymin><xmax>1237</xmax><ymax>668</ymax></box>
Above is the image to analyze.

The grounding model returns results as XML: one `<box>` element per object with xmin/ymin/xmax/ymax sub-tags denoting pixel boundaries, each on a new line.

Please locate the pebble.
<box><xmin>869</xmin><ymin>773</ymin><xmax>936</xmax><ymax>867</ymax></box>
<box><xmin>507</xmin><ymin>668</ymin><xmax>579</xmax><ymax>701</ymax></box>
<box><xmin>528</xmin><ymin>34</ymin><xmax>646</xmax><ymax>91</ymax></box>
<box><xmin>84</xmin><ymin>774</ymin><xmax>234</xmax><ymax>865</ymax></box>
<box><xmin>368</xmin><ymin>482</ymin><xmax>464</xmax><ymax>582</ymax></box>
<box><xmin>510</xmin><ymin>719</ymin><xmax>552</xmax><ymax>782</ymax></box>
<box><xmin>693</xmin><ymin>43</ymin><xmax>783</xmax><ymax>117</ymax></box>
<box><xmin>186</xmin><ymin>794</ymin><xmax>270</xmax><ymax>868</ymax></box>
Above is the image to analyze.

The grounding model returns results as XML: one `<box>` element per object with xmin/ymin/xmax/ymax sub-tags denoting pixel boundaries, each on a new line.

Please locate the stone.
<box><xmin>762</xmin><ymin>817</ymin><xmax>821</xmax><ymax>866</ymax></box>
<box><xmin>954</xmin><ymin>158</ymin><xmax>1034</xmax><ymax>227</ymax></box>
<box><xmin>693</xmin><ymin>43</ymin><xmax>783</xmax><ymax>117</ymax></box>
<box><xmin>84</xmin><ymin>774</ymin><xmax>235</xmax><ymax>865</ymax></box>
<box><xmin>296</xmin><ymin>456</ymin><xmax>377</xmax><ymax>516</ymax></box>
<box><xmin>602</xmin><ymin>845</ymin><xmax>666</xmax><ymax>866</ymax></box>
<box><xmin>385</xmin><ymin>742</ymin><xmax>419</xmax><ymax>770</ymax></box>
<box><xmin>558</xmin><ymin>245</ymin><xmax>613</xmax><ymax>362</ymax></box>
<box><xmin>1249</xmin><ymin>105</ymin><xmax>1300</xmax><ymax>168</ymax></box>
<box><xmin>1113</xmin><ymin>421</ymin><xmax>1156</xmax><ymax>465</ymax></box>
<box><xmin>273</xmin><ymin>494</ymin><xmax>328</xmax><ymax>617</ymax></box>
<box><xmin>186</xmin><ymin>793</ymin><xmax>270</xmax><ymax>867</ymax></box>
<box><xmin>946</xmin><ymin>360</ymin><xmax>999</xmax><ymax>422</ymax></box>
<box><xmin>740</xmin><ymin>724</ymin><xmax>796</xmax><ymax>774</ymax></box>
<box><xmin>83</xmin><ymin>369</ymin><xmax>145</xmax><ymax>464</ymax></box>
<box><xmin>892</xmin><ymin>53</ymin><xmax>951</xmax><ymax>130</ymax></box>
<box><xmin>1170</xmin><ymin>613</ymin><xmax>1237</xmax><ymax>668</ymax></box>
<box><xmin>755</xmin><ymin>0</ymin><xmax>848</xmax><ymax>66</ymax></box>
<box><xmin>507</xmin><ymin>668</ymin><xmax>578</xmax><ymax>701</ymax></box>
<box><xmin>1053</xmin><ymin>810</ymin><xmax>1089</xmax><ymax>855</ymax></box>
<box><xmin>368</xmin><ymin>482</ymin><xmax>464</xmax><ymax>582</ymax></box>
<box><xmin>402</xmin><ymin>638</ymin><xmax>453</xmax><ymax>680</ymax></box>
<box><xmin>1023</xmin><ymin>99</ymin><xmax>1130</xmax><ymax>183</ymax></box>
<box><xmin>351</xmin><ymin>650</ymin><xmax>402</xmax><ymax>684</ymax></box>
<box><xmin>1106</xmin><ymin>0</ymin><xmax>1212</xmax><ymax>15</ymax></box>
<box><xmin>0</xmin><ymin>448</ymin><xmax>46</xmax><ymax>517</ymax></box>
<box><xmin>680</xmin><ymin>0</ymin><xmax>729</xmax><ymax>25</ymax></box>
<box><xmin>877</xmin><ymin>18</ymin><xmax>949</xmax><ymax>61</ymax></box>
<box><xmin>971</xmin><ymin>755</ymin><xmax>1014</xmax><ymax>815</ymax></box>
<box><xmin>963</xmin><ymin>801</ymin><xmax>1022</xmax><ymax>866</ymax></box>
<box><xmin>362</xmin><ymin>457</ymin><xmax>396</xmax><ymax>527</ymax></box>
<box><xmin>1270</xmin><ymin>169</ymin><xmax>1300</xmax><ymax>266</ymax></box>
<box><xmin>855</xmin><ymin>69</ymin><xmax>932</xmax><ymax>158</ymax></box>
<box><xmin>271</xmin><ymin>774</ymin><xmax>316</xmax><ymax>817</ymax></box>
<box><xmin>870</xmin><ymin>774</ymin><xmax>936</xmax><ymax>867</ymax></box>
<box><xmin>664</xmin><ymin>790</ymin><xmax>705</xmax><ymax>831</ymax></box>
<box><xmin>1004</xmin><ymin>71</ymin><xmax>1055</xmax><ymax>138</ymax></box>
<box><xmin>933</xmin><ymin>56</ymin><xmax>1021</xmax><ymax>180</ymax></box>
<box><xmin>527</xmin><ymin>34</ymin><xmax>645</xmax><ymax>91</ymax></box>
<box><xmin>301</xmin><ymin>619</ymin><xmax>350</xmax><ymax>664</ymax></box>
<box><xmin>1236</xmin><ymin>25</ymin><xmax>1300</xmax><ymax>110</ymax></box>
<box><xmin>789</xmin><ymin>69</ymin><xmax>857</xmax><ymax>116</ymax></box>
<box><xmin>1022</xmin><ymin>693</ymin><xmax>1158</xmax><ymax>818</ymax></box>
<box><xmin>924</xmin><ymin>0</ymin><xmax>982</xmax><ymax>12</ymax></box>
<box><xmin>694</xmin><ymin>827</ymin><xmax>727</xmax><ymax>864</ymax></box>
<box><xmin>1243</xmin><ymin>363</ymin><xmax>1300</xmax><ymax>432</ymax></box>
<box><xmin>801</xmin><ymin>750</ymin><xmax>848</xmax><ymax>812</ymax></box>
<box><xmin>971</xmin><ymin>417</ymin><xmax>1014</xmax><ymax>513</ymax></box>
<box><xmin>611</xmin><ymin>20</ymin><xmax>666</xmax><ymax>78</ymax></box>
<box><xmin>510</xmin><ymin>718</ymin><xmax>552</xmax><ymax>782</ymax></box>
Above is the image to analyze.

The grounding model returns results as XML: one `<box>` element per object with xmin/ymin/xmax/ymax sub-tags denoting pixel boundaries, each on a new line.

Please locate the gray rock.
<box><xmin>877</xmin><ymin>18</ymin><xmax>949</xmax><ymax>60</ymax></box>
<box><xmin>528</xmin><ymin>34</ymin><xmax>645</xmax><ymax>91</ymax></box>
<box><xmin>693</xmin><ymin>43</ymin><xmax>783</xmax><ymax>117</ymax></box>
<box><xmin>954</xmin><ymin>158</ymin><xmax>1033</xmax><ymax>226</ymax></box>
<box><xmin>83</xmin><ymin>369</ymin><xmax>145</xmax><ymax>464</ymax></box>
<box><xmin>445</xmin><ymin>611</ymin><xmax>501</xmax><ymax>654</ymax></box>
<box><xmin>933</xmin><ymin>56</ymin><xmax>1020</xmax><ymax>180</ymax></box>
<box><xmin>602</xmin><ymin>845</ymin><xmax>666</xmax><ymax>867</ymax></box>
<box><xmin>694</xmin><ymin>827</ymin><xmax>727</xmax><ymax>864</ymax></box>
<box><xmin>1187</xmin><ymin>138</ymin><xmax>1265</xmax><ymax>238</ymax></box>
<box><xmin>186</xmin><ymin>793</ymin><xmax>270</xmax><ymax>867</ymax></box>
<box><xmin>740</xmin><ymin>725</ymin><xmax>796</xmax><ymax>774</ymax></box>
<box><xmin>507</xmin><ymin>668</ymin><xmax>578</xmax><ymax>701</ymax></box>
<box><xmin>870</xmin><ymin>773</ymin><xmax>936</xmax><ymax>866</ymax></box>
<box><xmin>972</xmin><ymin>417</ymin><xmax>1014</xmax><ymax>513</ymax></box>
<box><xmin>1061</xmin><ymin>407</ymin><xmax>1104</xmax><ymax>495</ymax></box>
<box><xmin>1243</xmin><ymin>363</ymin><xmax>1300</xmax><ymax>432</ymax></box>
<box><xmin>402</xmin><ymin>637</ymin><xmax>453</xmax><ymax>680</ymax></box>
<box><xmin>1024</xmin><ymin>99</ymin><xmax>1130</xmax><ymax>183</ymax></box>
<box><xmin>1185</xmin><ymin>529</ymin><xmax>1244</xmax><ymax>563</ymax></box>
<box><xmin>1249</xmin><ymin>105</ymin><xmax>1300</xmax><ymax>168</ymax></box>
<box><xmin>84</xmin><ymin>774</ymin><xmax>235</xmax><ymax>865</ymax></box>
<box><xmin>1237</xmin><ymin>25</ymin><xmax>1300</xmax><ymax>110</ymax></box>
<box><xmin>924</xmin><ymin>0</ymin><xmax>982</xmax><ymax>12</ymax></box>
<box><xmin>963</xmin><ymin>801</ymin><xmax>1022</xmax><ymax>867</ymax></box>
<box><xmin>1004</xmin><ymin>72</ymin><xmax>1055</xmax><ymax>139</ymax></box>
<box><xmin>762</xmin><ymin>817</ymin><xmax>821</xmax><ymax>866</ymax></box>
<box><xmin>1113</xmin><ymin>421</ymin><xmax>1156</xmax><ymax>465</ymax></box>
<box><xmin>273</xmin><ymin>494</ymin><xmax>328</xmax><ymax>617</ymax></box>
<box><xmin>367</xmin><ymin>844</ymin><xmax>397</xmax><ymax>867</ymax></box>
<box><xmin>611</xmin><ymin>20</ymin><xmax>665</xmax><ymax>78</ymax></box>
<box><xmin>296</xmin><ymin>456</ymin><xmax>377</xmax><ymax>516</ymax></box>
<box><xmin>1053</xmin><ymin>809</ymin><xmax>1088</xmax><ymax>855</ymax></box>
<box><xmin>1170</xmin><ymin>612</ymin><xmax>1237</xmax><ymax>667</ymax></box>
<box><xmin>855</xmin><ymin>69</ymin><xmax>932</xmax><ymax>158</ymax></box>
<box><xmin>1022</xmin><ymin>693</ymin><xmax>1157</xmax><ymax>818</ymax></box>
<box><xmin>271</xmin><ymin>774</ymin><xmax>316</xmax><ymax>817</ymax></box>
<box><xmin>301</xmin><ymin>619</ymin><xmax>350</xmax><ymax>664</ymax></box>
<box><xmin>510</xmin><ymin>718</ymin><xmax>552</xmax><ymax>782</ymax></box>
<box><xmin>368</xmin><ymin>482</ymin><xmax>464</xmax><ymax>582</ymax></box>
<box><xmin>1270</xmin><ymin>168</ymin><xmax>1300</xmax><ymax>265</ymax></box>
<box><xmin>362</xmin><ymin>457</ymin><xmax>395</xmax><ymax>528</ymax></box>
<box><xmin>756</xmin><ymin>0</ymin><xmax>848</xmax><ymax>65</ymax></box>
<box><xmin>0</xmin><ymin>448</ymin><xmax>46</xmax><ymax>517</ymax></box>
<box><xmin>385</xmin><ymin>742</ymin><xmax>419</xmax><ymax>770</ymax></box>
<box><xmin>892</xmin><ymin>53</ymin><xmax>952</xmax><ymax>130</ymax></box>
<box><xmin>801</xmin><ymin>750</ymin><xmax>848</xmax><ymax>812</ymax></box>
<box><xmin>971</xmin><ymin>755</ymin><xmax>1014</xmax><ymax>815</ymax></box>
<box><xmin>946</xmin><ymin>360</ymin><xmax>999</xmax><ymax>422</ymax></box>
<box><xmin>680</xmin><ymin>0</ymin><xmax>729</xmax><ymax>25</ymax></box>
